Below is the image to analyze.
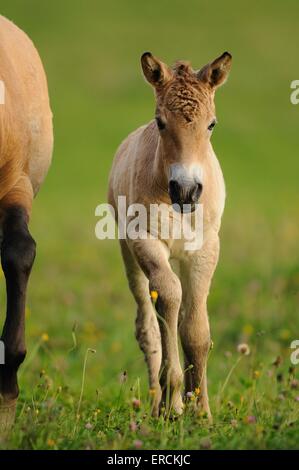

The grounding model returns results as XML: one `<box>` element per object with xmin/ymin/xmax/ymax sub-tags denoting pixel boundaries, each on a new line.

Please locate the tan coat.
<box><xmin>0</xmin><ymin>15</ymin><xmax>53</xmax><ymax>214</ymax></box>
<box><xmin>109</xmin><ymin>52</ymin><xmax>231</xmax><ymax>417</ymax></box>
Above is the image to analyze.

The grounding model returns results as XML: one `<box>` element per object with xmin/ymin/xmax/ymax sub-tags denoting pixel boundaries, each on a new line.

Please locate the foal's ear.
<box><xmin>141</xmin><ymin>52</ymin><xmax>172</xmax><ymax>88</ymax></box>
<box><xmin>197</xmin><ymin>52</ymin><xmax>232</xmax><ymax>89</ymax></box>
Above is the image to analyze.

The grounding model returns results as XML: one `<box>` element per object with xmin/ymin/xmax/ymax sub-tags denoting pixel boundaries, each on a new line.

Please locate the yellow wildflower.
<box><xmin>150</xmin><ymin>290</ymin><xmax>158</xmax><ymax>301</ymax></box>
<box><xmin>41</xmin><ymin>333</ymin><xmax>49</xmax><ymax>342</ymax></box>
<box><xmin>279</xmin><ymin>329</ymin><xmax>291</xmax><ymax>340</ymax></box>
<box><xmin>242</xmin><ymin>324</ymin><xmax>254</xmax><ymax>336</ymax></box>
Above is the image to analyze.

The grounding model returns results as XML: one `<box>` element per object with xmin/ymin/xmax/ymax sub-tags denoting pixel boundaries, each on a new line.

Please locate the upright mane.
<box><xmin>164</xmin><ymin>61</ymin><xmax>211</xmax><ymax>122</ymax></box>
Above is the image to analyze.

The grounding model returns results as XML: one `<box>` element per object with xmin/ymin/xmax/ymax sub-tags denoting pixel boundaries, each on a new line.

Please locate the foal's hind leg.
<box><xmin>120</xmin><ymin>241</ymin><xmax>162</xmax><ymax>416</ymax></box>
<box><xmin>0</xmin><ymin>176</ymin><xmax>35</xmax><ymax>432</ymax></box>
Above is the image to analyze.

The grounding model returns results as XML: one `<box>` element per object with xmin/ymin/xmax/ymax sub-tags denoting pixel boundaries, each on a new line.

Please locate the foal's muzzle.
<box><xmin>169</xmin><ymin>179</ymin><xmax>203</xmax><ymax>213</ymax></box>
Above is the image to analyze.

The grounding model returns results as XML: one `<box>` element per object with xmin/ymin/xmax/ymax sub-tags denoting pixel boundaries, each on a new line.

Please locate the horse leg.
<box><xmin>120</xmin><ymin>241</ymin><xmax>162</xmax><ymax>416</ymax></box>
<box><xmin>129</xmin><ymin>238</ymin><xmax>183</xmax><ymax>415</ymax></box>
<box><xmin>179</xmin><ymin>237</ymin><xmax>219</xmax><ymax>421</ymax></box>
<box><xmin>0</xmin><ymin>176</ymin><xmax>35</xmax><ymax>432</ymax></box>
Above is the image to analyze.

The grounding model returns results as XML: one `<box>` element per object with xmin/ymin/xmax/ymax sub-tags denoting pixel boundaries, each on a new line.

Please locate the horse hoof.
<box><xmin>0</xmin><ymin>396</ymin><xmax>17</xmax><ymax>435</ymax></box>
<box><xmin>159</xmin><ymin>395</ymin><xmax>184</xmax><ymax>418</ymax></box>
<box><xmin>171</xmin><ymin>398</ymin><xmax>184</xmax><ymax>416</ymax></box>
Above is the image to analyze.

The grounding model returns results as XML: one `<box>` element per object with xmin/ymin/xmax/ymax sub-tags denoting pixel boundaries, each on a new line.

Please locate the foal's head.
<box><xmin>141</xmin><ymin>51</ymin><xmax>232</xmax><ymax>212</ymax></box>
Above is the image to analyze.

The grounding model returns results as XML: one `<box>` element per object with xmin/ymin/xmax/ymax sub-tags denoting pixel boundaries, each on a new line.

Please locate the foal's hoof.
<box><xmin>171</xmin><ymin>396</ymin><xmax>184</xmax><ymax>416</ymax></box>
<box><xmin>195</xmin><ymin>404</ymin><xmax>213</xmax><ymax>424</ymax></box>
<box><xmin>0</xmin><ymin>396</ymin><xmax>17</xmax><ymax>435</ymax></box>
<box><xmin>159</xmin><ymin>395</ymin><xmax>184</xmax><ymax>418</ymax></box>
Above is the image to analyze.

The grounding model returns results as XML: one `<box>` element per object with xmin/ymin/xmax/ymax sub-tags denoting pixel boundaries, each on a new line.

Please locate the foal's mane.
<box><xmin>165</xmin><ymin>61</ymin><xmax>210</xmax><ymax>122</ymax></box>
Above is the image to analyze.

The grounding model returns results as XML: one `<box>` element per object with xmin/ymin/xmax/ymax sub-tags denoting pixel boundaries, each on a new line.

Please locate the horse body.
<box><xmin>0</xmin><ymin>15</ymin><xmax>52</xmax><ymax>201</ymax></box>
<box><xmin>0</xmin><ymin>15</ymin><xmax>53</xmax><ymax>430</ymax></box>
<box><xmin>109</xmin><ymin>52</ymin><xmax>231</xmax><ymax>417</ymax></box>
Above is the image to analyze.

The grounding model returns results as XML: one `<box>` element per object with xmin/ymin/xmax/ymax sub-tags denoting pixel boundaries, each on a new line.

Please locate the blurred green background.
<box><xmin>0</xmin><ymin>0</ymin><xmax>299</xmax><ymax>449</ymax></box>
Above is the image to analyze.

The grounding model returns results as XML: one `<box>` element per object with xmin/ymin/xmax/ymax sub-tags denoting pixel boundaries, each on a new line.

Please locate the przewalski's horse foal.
<box><xmin>108</xmin><ymin>51</ymin><xmax>231</xmax><ymax>417</ymax></box>
<box><xmin>0</xmin><ymin>16</ymin><xmax>53</xmax><ymax>430</ymax></box>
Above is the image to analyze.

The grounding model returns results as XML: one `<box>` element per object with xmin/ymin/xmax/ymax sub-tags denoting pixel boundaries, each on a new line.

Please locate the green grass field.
<box><xmin>0</xmin><ymin>0</ymin><xmax>299</xmax><ymax>449</ymax></box>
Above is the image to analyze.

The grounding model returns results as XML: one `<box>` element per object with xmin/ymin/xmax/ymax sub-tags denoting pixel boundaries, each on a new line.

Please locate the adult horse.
<box><xmin>0</xmin><ymin>15</ymin><xmax>53</xmax><ymax>430</ymax></box>
<box><xmin>108</xmin><ymin>51</ymin><xmax>231</xmax><ymax>418</ymax></box>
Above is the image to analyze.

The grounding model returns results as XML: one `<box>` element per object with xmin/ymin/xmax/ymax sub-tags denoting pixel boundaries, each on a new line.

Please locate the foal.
<box><xmin>108</xmin><ymin>51</ymin><xmax>231</xmax><ymax>417</ymax></box>
<box><xmin>0</xmin><ymin>16</ymin><xmax>53</xmax><ymax>430</ymax></box>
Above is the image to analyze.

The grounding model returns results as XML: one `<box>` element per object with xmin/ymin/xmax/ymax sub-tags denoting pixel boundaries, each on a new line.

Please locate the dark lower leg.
<box><xmin>0</xmin><ymin>205</ymin><xmax>36</xmax><ymax>401</ymax></box>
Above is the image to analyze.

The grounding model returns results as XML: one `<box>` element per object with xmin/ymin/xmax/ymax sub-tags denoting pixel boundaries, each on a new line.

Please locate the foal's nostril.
<box><xmin>169</xmin><ymin>180</ymin><xmax>203</xmax><ymax>207</ymax></box>
<box><xmin>191</xmin><ymin>182</ymin><xmax>203</xmax><ymax>202</ymax></box>
<box><xmin>168</xmin><ymin>179</ymin><xmax>181</xmax><ymax>203</ymax></box>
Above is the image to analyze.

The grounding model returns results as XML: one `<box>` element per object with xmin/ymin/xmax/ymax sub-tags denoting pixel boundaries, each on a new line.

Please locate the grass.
<box><xmin>0</xmin><ymin>0</ymin><xmax>299</xmax><ymax>449</ymax></box>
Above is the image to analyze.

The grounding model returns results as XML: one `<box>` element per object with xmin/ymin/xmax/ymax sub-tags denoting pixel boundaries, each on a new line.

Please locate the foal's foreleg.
<box><xmin>120</xmin><ymin>241</ymin><xmax>162</xmax><ymax>415</ymax></box>
<box><xmin>0</xmin><ymin>177</ymin><xmax>35</xmax><ymax>431</ymax></box>
<box><xmin>130</xmin><ymin>239</ymin><xmax>183</xmax><ymax>415</ymax></box>
<box><xmin>179</xmin><ymin>237</ymin><xmax>219</xmax><ymax>420</ymax></box>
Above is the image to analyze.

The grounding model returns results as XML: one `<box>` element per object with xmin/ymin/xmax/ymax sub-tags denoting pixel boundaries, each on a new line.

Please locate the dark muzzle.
<box><xmin>169</xmin><ymin>180</ymin><xmax>203</xmax><ymax>213</ymax></box>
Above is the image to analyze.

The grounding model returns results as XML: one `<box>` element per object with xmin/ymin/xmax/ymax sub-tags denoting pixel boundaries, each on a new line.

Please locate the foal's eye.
<box><xmin>208</xmin><ymin>119</ymin><xmax>217</xmax><ymax>131</ymax></box>
<box><xmin>156</xmin><ymin>117</ymin><xmax>166</xmax><ymax>131</ymax></box>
